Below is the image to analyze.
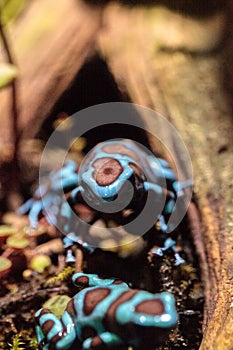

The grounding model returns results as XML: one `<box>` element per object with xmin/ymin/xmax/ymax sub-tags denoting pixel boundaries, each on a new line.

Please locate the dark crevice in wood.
<box><xmin>84</xmin><ymin>0</ymin><xmax>225</xmax><ymax>17</ymax></box>
<box><xmin>37</xmin><ymin>53</ymin><xmax>151</xmax><ymax>151</ymax></box>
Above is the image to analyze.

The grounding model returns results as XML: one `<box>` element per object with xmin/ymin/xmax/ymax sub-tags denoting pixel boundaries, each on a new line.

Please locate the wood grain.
<box><xmin>0</xmin><ymin>0</ymin><xmax>103</xmax><ymax>143</ymax></box>
<box><xmin>97</xmin><ymin>4</ymin><xmax>233</xmax><ymax>349</ymax></box>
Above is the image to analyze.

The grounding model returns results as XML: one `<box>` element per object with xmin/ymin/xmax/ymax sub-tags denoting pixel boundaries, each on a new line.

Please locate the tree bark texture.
<box><xmin>97</xmin><ymin>4</ymin><xmax>233</xmax><ymax>350</ymax></box>
<box><xmin>0</xmin><ymin>0</ymin><xmax>103</xmax><ymax>143</ymax></box>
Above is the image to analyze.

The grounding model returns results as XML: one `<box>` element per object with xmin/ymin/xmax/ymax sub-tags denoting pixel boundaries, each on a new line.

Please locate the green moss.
<box><xmin>8</xmin><ymin>334</ymin><xmax>25</xmax><ymax>350</ymax></box>
<box><xmin>29</xmin><ymin>338</ymin><xmax>38</xmax><ymax>350</ymax></box>
<box><xmin>43</xmin><ymin>295</ymin><xmax>71</xmax><ymax>319</ymax></box>
<box><xmin>44</xmin><ymin>266</ymin><xmax>75</xmax><ymax>286</ymax></box>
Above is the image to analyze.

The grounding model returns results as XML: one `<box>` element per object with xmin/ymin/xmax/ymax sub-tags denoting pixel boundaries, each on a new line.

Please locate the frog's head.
<box><xmin>118</xmin><ymin>292</ymin><xmax>178</xmax><ymax>347</ymax></box>
<box><xmin>80</xmin><ymin>157</ymin><xmax>147</xmax><ymax>210</ymax></box>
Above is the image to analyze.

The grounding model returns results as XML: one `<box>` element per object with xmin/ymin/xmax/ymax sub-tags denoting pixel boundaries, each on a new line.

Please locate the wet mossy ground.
<box><xmin>0</xmin><ymin>221</ymin><xmax>204</xmax><ymax>350</ymax></box>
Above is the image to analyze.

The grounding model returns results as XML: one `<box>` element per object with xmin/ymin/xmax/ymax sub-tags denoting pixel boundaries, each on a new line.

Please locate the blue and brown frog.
<box><xmin>19</xmin><ymin>139</ymin><xmax>192</xmax><ymax>264</ymax></box>
<box><xmin>35</xmin><ymin>273</ymin><xmax>178</xmax><ymax>350</ymax></box>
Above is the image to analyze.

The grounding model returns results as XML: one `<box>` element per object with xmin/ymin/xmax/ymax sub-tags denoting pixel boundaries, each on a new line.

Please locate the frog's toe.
<box><xmin>82</xmin><ymin>333</ymin><xmax>121</xmax><ymax>350</ymax></box>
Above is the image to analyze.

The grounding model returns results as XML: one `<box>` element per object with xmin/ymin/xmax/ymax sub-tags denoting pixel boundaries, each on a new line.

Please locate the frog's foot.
<box><xmin>82</xmin><ymin>332</ymin><xmax>122</xmax><ymax>350</ymax></box>
<box><xmin>152</xmin><ymin>238</ymin><xmax>185</xmax><ymax>266</ymax></box>
<box><xmin>35</xmin><ymin>308</ymin><xmax>76</xmax><ymax>350</ymax></box>
<box><xmin>65</xmin><ymin>248</ymin><xmax>76</xmax><ymax>263</ymax></box>
<box><xmin>17</xmin><ymin>199</ymin><xmax>44</xmax><ymax>228</ymax></box>
<box><xmin>17</xmin><ymin>198</ymin><xmax>34</xmax><ymax>216</ymax></box>
<box><xmin>73</xmin><ymin>273</ymin><xmax>128</xmax><ymax>289</ymax></box>
<box><xmin>148</xmin><ymin>155</ymin><xmax>177</xmax><ymax>181</ymax></box>
<box><xmin>63</xmin><ymin>235</ymin><xmax>95</xmax><ymax>263</ymax></box>
<box><xmin>18</xmin><ymin>191</ymin><xmax>62</xmax><ymax>228</ymax></box>
<box><xmin>173</xmin><ymin>179</ymin><xmax>194</xmax><ymax>196</ymax></box>
<box><xmin>157</xmin><ymin>214</ymin><xmax>168</xmax><ymax>233</ymax></box>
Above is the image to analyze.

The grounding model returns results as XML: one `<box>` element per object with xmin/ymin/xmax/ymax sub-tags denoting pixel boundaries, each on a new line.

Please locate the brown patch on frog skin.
<box><xmin>103</xmin><ymin>289</ymin><xmax>138</xmax><ymax>334</ymax></box>
<box><xmin>112</xmin><ymin>279</ymin><xmax>124</xmax><ymax>285</ymax></box>
<box><xmin>135</xmin><ymin>299</ymin><xmax>165</xmax><ymax>316</ymax></box>
<box><xmin>37</xmin><ymin>315</ymin><xmax>71</xmax><ymax>349</ymax></box>
<box><xmin>93</xmin><ymin>158</ymin><xmax>123</xmax><ymax>186</ymax></box>
<box><xmin>50</xmin><ymin>332</ymin><xmax>66</xmax><ymax>347</ymax></box>
<box><xmin>81</xmin><ymin>325</ymin><xmax>97</xmax><ymax>340</ymax></box>
<box><xmin>83</xmin><ymin>288</ymin><xmax>111</xmax><ymax>316</ymax></box>
<box><xmin>90</xmin><ymin>335</ymin><xmax>107</xmax><ymax>349</ymax></box>
<box><xmin>41</xmin><ymin>319</ymin><xmax>55</xmax><ymax>335</ymax></box>
<box><xmin>35</xmin><ymin>308</ymin><xmax>51</xmax><ymax>322</ymax></box>
<box><xmin>74</xmin><ymin>275</ymin><xmax>89</xmax><ymax>287</ymax></box>
<box><xmin>66</xmin><ymin>299</ymin><xmax>77</xmax><ymax>317</ymax></box>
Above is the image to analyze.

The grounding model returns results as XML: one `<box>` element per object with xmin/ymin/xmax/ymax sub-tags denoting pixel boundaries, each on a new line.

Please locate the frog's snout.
<box><xmin>102</xmin><ymin>194</ymin><xmax>118</xmax><ymax>202</ymax></box>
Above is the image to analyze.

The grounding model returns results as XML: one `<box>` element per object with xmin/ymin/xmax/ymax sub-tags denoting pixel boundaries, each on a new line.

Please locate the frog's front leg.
<box><xmin>35</xmin><ymin>308</ymin><xmax>76</xmax><ymax>350</ymax></box>
<box><xmin>144</xmin><ymin>181</ymin><xmax>175</xmax><ymax>201</ymax></box>
<box><xmin>17</xmin><ymin>186</ymin><xmax>48</xmax><ymax>227</ymax></box>
<box><xmin>73</xmin><ymin>273</ymin><xmax>128</xmax><ymax>289</ymax></box>
<box><xmin>18</xmin><ymin>160</ymin><xmax>79</xmax><ymax>228</ymax></box>
<box><xmin>144</xmin><ymin>182</ymin><xmax>185</xmax><ymax>265</ymax></box>
<box><xmin>83</xmin><ymin>332</ymin><xmax>123</xmax><ymax>350</ymax></box>
<box><xmin>59</xmin><ymin>186</ymin><xmax>84</xmax><ymax>234</ymax></box>
<box><xmin>149</xmin><ymin>156</ymin><xmax>177</xmax><ymax>181</ymax></box>
<box><xmin>59</xmin><ymin>196</ymin><xmax>96</xmax><ymax>262</ymax></box>
<box><xmin>51</xmin><ymin>160</ymin><xmax>79</xmax><ymax>192</ymax></box>
<box><xmin>149</xmin><ymin>155</ymin><xmax>193</xmax><ymax>196</ymax></box>
<box><xmin>144</xmin><ymin>182</ymin><xmax>176</xmax><ymax>222</ymax></box>
<box><xmin>173</xmin><ymin>178</ymin><xmax>194</xmax><ymax>196</ymax></box>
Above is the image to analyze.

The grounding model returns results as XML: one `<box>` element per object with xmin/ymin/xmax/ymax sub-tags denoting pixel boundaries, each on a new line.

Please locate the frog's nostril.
<box><xmin>94</xmin><ymin>158</ymin><xmax>123</xmax><ymax>186</ymax></box>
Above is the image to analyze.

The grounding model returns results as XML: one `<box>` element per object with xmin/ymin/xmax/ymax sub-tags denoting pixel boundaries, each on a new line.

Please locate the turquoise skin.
<box><xmin>18</xmin><ymin>139</ymin><xmax>191</xmax><ymax>263</ymax></box>
<box><xmin>35</xmin><ymin>273</ymin><xmax>178</xmax><ymax>350</ymax></box>
<box><xmin>78</xmin><ymin>140</ymin><xmax>175</xmax><ymax>201</ymax></box>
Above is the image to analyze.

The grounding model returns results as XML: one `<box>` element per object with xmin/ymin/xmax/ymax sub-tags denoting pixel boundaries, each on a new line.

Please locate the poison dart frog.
<box><xmin>35</xmin><ymin>273</ymin><xmax>178</xmax><ymax>350</ymax></box>
<box><xmin>18</xmin><ymin>139</ymin><xmax>192</xmax><ymax>264</ymax></box>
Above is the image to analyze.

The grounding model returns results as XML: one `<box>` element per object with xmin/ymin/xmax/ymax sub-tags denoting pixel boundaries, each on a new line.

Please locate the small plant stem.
<box><xmin>75</xmin><ymin>248</ymin><xmax>83</xmax><ymax>272</ymax></box>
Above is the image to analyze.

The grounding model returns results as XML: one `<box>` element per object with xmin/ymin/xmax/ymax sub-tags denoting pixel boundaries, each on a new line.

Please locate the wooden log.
<box><xmin>0</xmin><ymin>0</ymin><xmax>103</xmax><ymax>144</ymax></box>
<box><xmin>225</xmin><ymin>0</ymin><xmax>233</xmax><ymax>101</ymax></box>
<box><xmin>97</xmin><ymin>3</ymin><xmax>233</xmax><ymax>349</ymax></box>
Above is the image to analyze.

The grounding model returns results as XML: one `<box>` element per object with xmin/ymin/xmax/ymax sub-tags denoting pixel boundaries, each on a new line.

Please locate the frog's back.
<box><xmin>73</xmin><ymin>284</ymin><xmax>128</xmax><ymax>340</ymax></box>
<box><xmin>84</xmin><ymin>139</ymin><xmax>161</xmax><ymax>183</ymax></box>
